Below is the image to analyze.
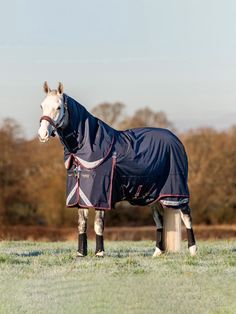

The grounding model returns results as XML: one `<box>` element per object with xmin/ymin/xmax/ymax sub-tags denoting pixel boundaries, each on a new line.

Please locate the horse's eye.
<box><xmin>57</xmin><ymin>106</ymin><xmax>61</xmax><ymax>110</ymax></box>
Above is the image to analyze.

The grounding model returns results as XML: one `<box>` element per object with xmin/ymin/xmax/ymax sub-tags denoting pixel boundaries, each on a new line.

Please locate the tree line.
<box><xmin>0</xmin><ymin>104</ymin><xmax>236</xmax><ymax>228</ymax></box>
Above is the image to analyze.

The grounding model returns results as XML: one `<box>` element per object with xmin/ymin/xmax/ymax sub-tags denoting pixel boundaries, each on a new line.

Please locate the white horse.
<box><xmin>38</xmin><ymin>82</ymin><xmax>197</xmax><ymax>258</ymax></box>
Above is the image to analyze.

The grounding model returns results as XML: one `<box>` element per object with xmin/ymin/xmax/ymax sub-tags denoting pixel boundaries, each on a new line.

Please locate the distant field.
<box><xmin>0</xmin><ymin>240</ymin><xmax>236</xmax><ymax>314</ymax></box>
<box><xmin>1</xmin><ymin>225</ymin><xmax>236</xmax><ymax>241</ymax></box>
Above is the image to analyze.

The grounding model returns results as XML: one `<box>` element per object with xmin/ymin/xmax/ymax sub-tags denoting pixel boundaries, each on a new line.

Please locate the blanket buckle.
<box><xmin>73</xmin><ymin>165</ymin><xmax>81</xmax><ymax>178</ymax></box>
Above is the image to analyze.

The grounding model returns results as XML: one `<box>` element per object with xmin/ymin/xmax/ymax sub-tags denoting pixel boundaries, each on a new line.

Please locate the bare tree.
<box><xmin>91</xmin><ymin>102</ymin><xmax>125</xmax><ymax>129</ymax></box>
<box><xmin>119</xmin><ymin>107</ymin><xmax>175</xmax><ymax>131</ymax></box>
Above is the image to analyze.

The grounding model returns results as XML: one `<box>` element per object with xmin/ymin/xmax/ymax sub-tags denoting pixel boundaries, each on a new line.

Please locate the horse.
<box><xmin>38</xmin><ymin>82</ymin><xmax>197</xmax><ymax>258</ymax></box>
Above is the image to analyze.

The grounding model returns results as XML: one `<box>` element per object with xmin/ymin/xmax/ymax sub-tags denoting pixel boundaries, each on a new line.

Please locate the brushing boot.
<box><xmin>77</xmin><ymin>233</ymin><xmax>87</xmax><ymax>257</ymax></box>
<box><xmin>95</xmin><ymin>234</ymin><xmax>104</xmax><ymax>257</ymax></box>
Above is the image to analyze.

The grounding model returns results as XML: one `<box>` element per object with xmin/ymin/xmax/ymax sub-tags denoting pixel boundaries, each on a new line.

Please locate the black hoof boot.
<box><xmin>187</xmin><ymin>228</ymin><xmax>196</xmax><ymax>248</ymax></box>
<box><xmin>153</xmin><ymin>228</ymin><xmax>164</xmax><ymax>257</ymax></box>
<box><xmin>156</xmin><ymin>229</ymin><xmax>164</xmax><ymax>251</ymax></box>
<box><xmin>95</xmin><ymin>235</ymin><xmax>104</xmax><ymax>257</ymax></box>
<box><xmin>77</xmin><ymin>233</ymin><xmax>87</xmax><ymax>257</ymax></box>
<box><xmin>187</xmin><ymin>228</ymin><xmax>197</xmax><ymax>256</ymax></box>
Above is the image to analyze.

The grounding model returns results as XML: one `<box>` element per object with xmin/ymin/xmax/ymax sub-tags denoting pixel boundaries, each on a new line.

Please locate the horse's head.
<box><xmin>38</xmin><ymin>81</ymin><xmax>65</xmax><ymax>142</ymax></box>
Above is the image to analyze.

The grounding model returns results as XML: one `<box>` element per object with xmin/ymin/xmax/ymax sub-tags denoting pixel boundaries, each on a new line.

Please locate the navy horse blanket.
<box><xmin>57</xmin><ymin>95</ymin><xmax>189</xmax><ymax>210</ymax></box>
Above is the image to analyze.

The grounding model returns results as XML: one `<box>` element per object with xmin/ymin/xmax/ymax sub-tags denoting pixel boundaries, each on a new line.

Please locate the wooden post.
<box><xmin>163</xmin><ymin>207</ymin><xmax>182</xmax><ymax>252</ymax></box>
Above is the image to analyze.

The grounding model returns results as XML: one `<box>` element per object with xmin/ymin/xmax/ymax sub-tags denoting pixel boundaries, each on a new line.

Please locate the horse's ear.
<box><xmin>43</xmin><ymin>81</ymin><xmax>51</xmax><ymax>94</ymax></box>
<box><xmin>58</xmin><ymin>82</ymin><xmax>64</xmax><ymax>94</ymax></box>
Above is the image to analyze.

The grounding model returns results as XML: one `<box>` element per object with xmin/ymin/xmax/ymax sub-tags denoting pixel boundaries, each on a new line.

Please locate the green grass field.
<box><xmin>0</xmin><ymin>240</ymin><xmax>236</xmax><ymax>314</ymax></box>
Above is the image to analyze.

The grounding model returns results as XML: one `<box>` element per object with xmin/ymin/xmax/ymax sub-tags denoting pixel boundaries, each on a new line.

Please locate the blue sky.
<box><xmin>0</xmin><ymin>0</ymin><xmax>236</xmax><ymax>137</ymax></box>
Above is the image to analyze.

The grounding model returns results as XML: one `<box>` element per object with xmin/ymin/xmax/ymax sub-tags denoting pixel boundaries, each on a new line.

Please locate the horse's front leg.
<box><xmin>94</xmin><ymin>209</ymin><xmax>105</xmax><ymax>257</ymax></box>
<box><xmin>151</xmin><ymin>203</ymin><xmax>164</xmax><ymax>257</ymax></box>
<box><xmin>77</xmin><ymin>208</ymin><xmax>89</xmax><ymax>257</ymax></box>
<box><xmin>180</xmin><ymin>206</ymin><xmax>197</xmax><ymax>256</ymax></box>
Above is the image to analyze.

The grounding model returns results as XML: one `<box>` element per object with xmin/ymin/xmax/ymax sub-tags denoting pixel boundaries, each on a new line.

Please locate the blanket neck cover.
<box><xmin>57</xmin><ymin>95</ymin><xmax>189</xmax><ymax>210</ymax></box>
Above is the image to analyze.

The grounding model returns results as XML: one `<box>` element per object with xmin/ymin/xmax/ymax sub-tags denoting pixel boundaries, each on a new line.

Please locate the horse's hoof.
<box><xmin>153</xmin><ymin>247</ymin><xmax>163</xmax><ymax>257</ymax></box>
<box><xmin>76</xmin><ymin>252</ymin><xmax>86</xmax><ymax>259</ymax></box>
<box><xmin>95</xmin><ymin>250</ymin><xmax>104</xmax><ymax>258</ymax></box>
<box><xmin>189</xmin><ymin>244</ymin><xmax>197</xmax><ymax>256</ymax></box>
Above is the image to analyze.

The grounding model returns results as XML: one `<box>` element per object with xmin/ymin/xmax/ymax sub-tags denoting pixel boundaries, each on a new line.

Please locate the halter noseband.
<box><xmin>39</xmin><ymin>115</ymin><xmax>58</xmax><ymax>128</ymax></box>
<box><xmin>39</xmin><ymin>94</ymin><xmax>68</xmax><ymax>136</ymax></box>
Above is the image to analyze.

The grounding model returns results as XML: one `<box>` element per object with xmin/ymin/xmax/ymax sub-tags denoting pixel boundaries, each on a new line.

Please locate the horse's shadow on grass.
<box><xmin>15</xmin><ymin>251</ymin><xmax>44</xmax><ymax>257</ymax></box>
<box><xmin>14</xmin><ymin>248</ymin><xmax>72</xmax><ymax>257</ymax></box>
<box><xmin>106</xmin><ymin>248</ymin><xmax>154</xmax><ymax>258</ymax></box>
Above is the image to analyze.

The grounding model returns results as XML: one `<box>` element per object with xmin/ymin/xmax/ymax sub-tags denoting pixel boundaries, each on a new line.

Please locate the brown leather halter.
<box><xmin>39</xmin><ymin>115</ymin><xmax>58</xmax><ymax>128</ymax></box>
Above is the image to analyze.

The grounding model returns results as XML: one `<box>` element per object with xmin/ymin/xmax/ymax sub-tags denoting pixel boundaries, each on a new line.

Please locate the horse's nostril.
<box><xmin>38</xmin><ymin>128</ymin><xmax>49</xmax><ymax>142</ymax></box>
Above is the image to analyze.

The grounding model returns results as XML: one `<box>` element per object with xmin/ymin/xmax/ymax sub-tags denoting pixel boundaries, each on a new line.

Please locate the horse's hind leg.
<box><xmin>180</xmin><ymin>206</ymin><xmax>197</xmax><ymax>256</ymax></box>
<box><xmin>151</xmin><ymin>203</ymin><xmax>164</xmax><ymax>257</ymax></box>
<box><xmin>77</xmin><ymin>208</ymin><xmax>89</xmax><ymax>257</ymax></box>
<box><xmin>94</xmin><ymin>209</ymin><xmax>105</xmax><ymax>257</ymax></box>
